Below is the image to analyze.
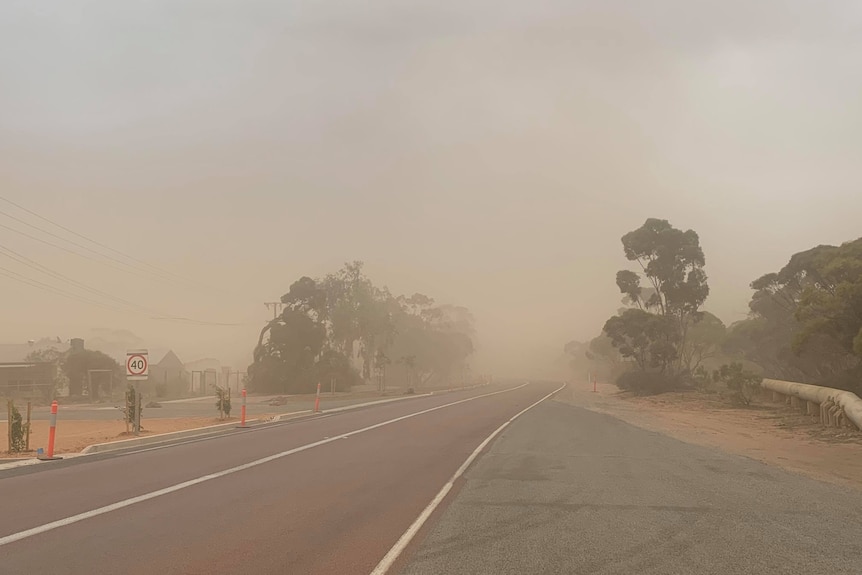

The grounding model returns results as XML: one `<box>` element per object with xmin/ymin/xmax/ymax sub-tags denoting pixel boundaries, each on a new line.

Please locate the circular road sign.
<box><xmin>126</xmin><ymin>353</ymin><xmax>148</xmax><ymax>377</ymax></box>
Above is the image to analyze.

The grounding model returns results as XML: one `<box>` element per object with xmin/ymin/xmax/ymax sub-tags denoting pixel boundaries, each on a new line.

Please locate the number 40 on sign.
<box><xmin>126</xmin><ymin>349</ymin><xmax>149</xmax><ymax>381</ymax></box>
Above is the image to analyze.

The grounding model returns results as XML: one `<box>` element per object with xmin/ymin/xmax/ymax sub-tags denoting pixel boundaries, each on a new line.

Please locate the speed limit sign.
<box><xmin>126</xmin><ymin>349</ymin><xmax>149</xmax><ymax>380</ymax></box>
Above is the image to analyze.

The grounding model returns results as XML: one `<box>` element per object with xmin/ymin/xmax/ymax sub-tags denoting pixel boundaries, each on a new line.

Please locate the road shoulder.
<box><xmin>556</xmin><ymin>383</ymin><xmax>862</xmax><ymax>490</ymax></box>
<box><xmin>399</xmin><ymin>400</ymin><xmax>862</xmax><ymax>575</ymax></box>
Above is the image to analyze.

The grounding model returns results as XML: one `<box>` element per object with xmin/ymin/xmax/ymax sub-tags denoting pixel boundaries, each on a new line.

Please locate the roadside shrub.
<box><xmin>691</xmin><ymin>366</ymin><xmax>715</xmax><ymax>392</ymax></box>
<box><xmin>7</xmin><ymin>401</ymin><xmax>27</xmax><ymax>453</ymax></box>
<box><xmin>215</xmin><ymin>386</ymin><xmax>232</xmax><ymax>418</ymax></box>
<box><xmin>713</xmin><ymin>363</ymin><xmax>762</xmax><ymax>406</ymax></box>
<box><xmin>615</xmin><ymin>371</ymin><xmax>678</xmax><ymax>395</ymax></box>
<box><xmin>154</xmin><ymin>383</ymin><xmax>168</xmax><ymax>398</ymax></box>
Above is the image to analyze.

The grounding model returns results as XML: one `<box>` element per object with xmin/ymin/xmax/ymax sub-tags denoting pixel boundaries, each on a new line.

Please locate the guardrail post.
<box><xmin>830</xmin><ymin>403</ymin><xmax>842</xmax><ymax>428</ymax></box>
<box><xmin>763</xmin><ymin>379</ymin><xmax>862</xmax><ymax>432</ymax></box>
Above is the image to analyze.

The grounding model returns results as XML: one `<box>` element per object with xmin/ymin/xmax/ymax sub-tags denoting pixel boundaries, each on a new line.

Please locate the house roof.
<box><xmin>157</xmin><ymin>350</ymin><xmax>185</xmax><ymax>370</ymax></box>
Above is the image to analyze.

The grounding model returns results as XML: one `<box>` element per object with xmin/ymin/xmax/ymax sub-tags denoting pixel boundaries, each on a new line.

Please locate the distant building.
<box><xmin>184</xmin><ymin>358</ymin><xmax>223</xmax><ymax>395</ymax></box>
<box><xmin>0</xmin><ymin>338</ymin><xmax>67</xmax><ymax>398</ymax></box>
<box><xmin>148</xmin><ymin>350</ymin><xmax>189</xmax><ymax>398</ymax></box>
<box><xmin>0</xmin><ymin>362</ymin><xmax>57</xmax><ymax>398</ymax></box>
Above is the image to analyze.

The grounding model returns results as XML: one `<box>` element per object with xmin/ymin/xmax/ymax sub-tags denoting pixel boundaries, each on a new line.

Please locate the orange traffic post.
<box><xmin>236</xmin><ymin>388</ymin><xmax>249</xmax><ymax>429</ymax></box>
<box><xmin>38</xmin><ymin>400</ymin><xmax>62</xmax><ymax>460</ymax></box>
<box><xmin>593</xmin><ymin>377</ymin><xmax>597</xmax><ymax>393</ymax></box>
<box><xmin>314</xmin><ymin>382</ymin><xmax>321</xmax><ymax>413</ymax></box>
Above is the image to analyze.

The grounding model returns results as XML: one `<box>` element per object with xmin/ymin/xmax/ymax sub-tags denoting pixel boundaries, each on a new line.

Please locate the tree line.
<box><xmin>24</xmin><ymin>345</ymin><xmax>120</xmax><ymax>399</ymax></box>
<box><xmin>248</xmin><ymin>261</ymin><xmax>475</xmax><ymax>394</ymax></box>
<box><xmin>567</xmin><ymin>218</ymin><xmax>862</xmax><ymax>396</ymax></box>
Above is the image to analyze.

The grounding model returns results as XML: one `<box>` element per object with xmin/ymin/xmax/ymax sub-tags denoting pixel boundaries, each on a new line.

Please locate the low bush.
<box><xmin>215</xmin><ymin>386</ymin><xmax>232</xmax><ymax>418</ymax></box>
<box><xmin>713</xmin><ymin>363</ymin><xmax>762</xmax><ymax>406</ymax></box>
<box><xmin>8</xmin><ymin>401</ymin><xmax>27</xmax><ymax>453</ymax></box>
<box><xmin>615</xmin><ymin>371</ymin><xmax>679</xmax><ymax>395</ymax></box>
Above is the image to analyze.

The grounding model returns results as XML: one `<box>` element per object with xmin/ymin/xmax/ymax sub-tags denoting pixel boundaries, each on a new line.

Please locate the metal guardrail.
<box><xmin>762</xmin><ymin>378</ymin><xmax>862</xmax><ymax>431</ymax></box>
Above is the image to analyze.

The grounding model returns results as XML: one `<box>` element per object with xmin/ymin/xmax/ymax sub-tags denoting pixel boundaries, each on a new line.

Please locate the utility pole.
<box><xmin>264</xmin><ymin>301</ymin><xmax>284</xmax><ymax>321</ymax></box>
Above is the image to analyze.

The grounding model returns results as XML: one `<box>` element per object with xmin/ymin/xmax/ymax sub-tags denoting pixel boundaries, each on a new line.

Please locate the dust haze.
<box><xmin>1</xmin><ymin>1</ymin><xmax>860</xmax><ymax>377</ymax></box>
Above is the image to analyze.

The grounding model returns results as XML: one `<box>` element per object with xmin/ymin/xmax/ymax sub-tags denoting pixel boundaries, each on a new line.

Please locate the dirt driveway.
<box><xmin>557</xmin><ymin>382</ymin><xmax>862</xmax><ymax>489</ymax></box>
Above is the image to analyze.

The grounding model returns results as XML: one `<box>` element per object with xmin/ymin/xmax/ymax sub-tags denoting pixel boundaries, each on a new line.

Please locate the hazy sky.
<box><xmin>1</xmin><ymin>1</ymin><xmax>861</xmax><ymax>375</ymax></box>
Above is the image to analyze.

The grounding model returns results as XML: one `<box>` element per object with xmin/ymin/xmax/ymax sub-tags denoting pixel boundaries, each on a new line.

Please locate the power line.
<box><xmin>0</xmin><ymin>244</ymin><xmax>159</xmax><ymax>315</ymax></box>
<box><xmin>0</xmin><ymin>218</ymin><xmax>241</xmax><ymax>302</ymax></box>
<box><xmin>0</xmin><ymin>243</ymin><xmax>245</xmax><ymax>326</ymax></box>
<box><xmin>0</xmin><ymin>207</ymin><xmax>178</xmax><ymax>281</ymax></box>
<box><xmin>0</xmin><ymin>218</ymin><xmax>213</xmax><ymax>298</ymax></box>
<box><xmin>0</xmin><ymin>195</ymin><xmax>254</xmax><ymax>324</ymax></box>
<box><xmin>0</xmin><ymin>220</ymin><xmax>177</xmax><ymax>285</ymax></box>
<box><xmin>0</xmin><ymin>265</ymin><xmax>128</xmax><ymax>313</ymax></box>
<box><xmin>0</xmin><ymin>195</ymin><xmax>240</xmax><ymax>295</ymax></box>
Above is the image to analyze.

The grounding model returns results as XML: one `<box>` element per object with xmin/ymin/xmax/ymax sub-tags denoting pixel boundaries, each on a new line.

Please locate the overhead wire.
<box><xmin>0</xmin><ymin>243</ymin><xmax>163</xmax><ymax>315</ymax></box>
<box><xmin>0</xmin><ymin>196</ymin><xmax>255</xmax><ymax>326</ymax></box>
<box><xmin>0</xmin><ymin>196</ymin><xmax>251</xmax><ymax>325</ymax></box>
<box><xmin>0</xmin><ymin>254</ymin><xmax>245</xmax><ymax>326</ymax></box>
<box><xmin>0</xmin><ymin>265</ymin><xmax>128</xmax><ymax>313</ymax></box>
<box><xmin>0</xmin><ymin>194</ymin><xmax>242</xmax><ymax>296</ymax></box>
<box><xmin>0</xmin><ymin>219</ymin><xmax>180</xmax><ymax>285</ymax></box>
<box><xmin>0</xmin><ymin>242</ymin><xmax>245</xmax><ymax>326</ymax></box>
<box><xmin>0</xmin><ymin>215</ymin><xmax>210</xmax><ymax>294</ymax></box>
<box><xmin>0</xmin><ymin>207</ymin><xmax>178</xmax><ymax>279</ymax></box>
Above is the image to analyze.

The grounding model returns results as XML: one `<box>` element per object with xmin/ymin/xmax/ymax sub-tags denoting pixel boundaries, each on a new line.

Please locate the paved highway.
<box><xmin>0</xmin><ymin>381</ymin><xmax>556</xmax><ymax>574</ymax></box>
<box><xmin>2</xmin><ymin>381</ymin><xmax>861</xmax><ymax>574</ymax></box>
<box><xmin>399</xmin><ymin>398</ymin><xmax>862</xmax><ymax>575</ymax></box>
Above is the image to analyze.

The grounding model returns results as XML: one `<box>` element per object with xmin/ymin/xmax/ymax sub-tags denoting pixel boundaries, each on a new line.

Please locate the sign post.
<box><xmin>126</xmin><ymin>350</ymin><xmax>148</xmax><ymax>436</ymax></box>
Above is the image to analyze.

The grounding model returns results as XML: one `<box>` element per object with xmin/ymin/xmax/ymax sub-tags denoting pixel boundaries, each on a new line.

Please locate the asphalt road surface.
<box><xmin>0</xmin><ymin>382</ymin><xmax>555</xmax><ymax>574</ymax></box>
<box><xmin>2</xmin><ymin>382</ymin><xmax>861</xmax><ymax>575</ymax></box>
<box><xmin>399</xmin><ymin>399</ymin><xmax>862</xmax><ymax>575</ymax></box>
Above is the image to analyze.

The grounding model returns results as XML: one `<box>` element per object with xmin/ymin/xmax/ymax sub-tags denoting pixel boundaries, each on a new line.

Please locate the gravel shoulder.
<box><xmin>556</xmin><ymin>382</ymin><xmax>862</xmax><ymax>489</ymax></box>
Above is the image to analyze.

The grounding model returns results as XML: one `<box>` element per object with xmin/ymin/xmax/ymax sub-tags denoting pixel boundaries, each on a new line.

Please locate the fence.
<box><xmin>762</xmin><ymin>378</ymin><xmax>862</xmax><ymax>431</ymax></box>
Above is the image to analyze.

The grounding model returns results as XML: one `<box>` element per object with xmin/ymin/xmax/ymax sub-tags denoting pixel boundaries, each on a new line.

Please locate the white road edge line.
<box><xmin>368</xmin><ymin>382</ymin><xmax>567</xmax><ymax>575</ymax></box>
<box><xmin>0</xmin><ymin>383</ymin><xmax>529</xmax><ymax>548</ymax></box>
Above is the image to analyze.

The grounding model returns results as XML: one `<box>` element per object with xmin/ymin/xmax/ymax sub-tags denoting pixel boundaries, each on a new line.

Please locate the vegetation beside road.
<box><xmin>249</xmin><ymin>261</ymin><xmax>476</xmax><ymax>395</ymax></box>
<box><xmin>566</xmin><ymin>218</ymin><xmax>862</xmax><ymax>401</ymax></box>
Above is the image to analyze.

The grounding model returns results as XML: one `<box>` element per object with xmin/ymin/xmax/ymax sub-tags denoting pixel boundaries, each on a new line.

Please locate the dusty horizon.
<box><xmin>2</xmin><ymin>1</ymin><xmax>861</xmax><ymax>378</ymax></box>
